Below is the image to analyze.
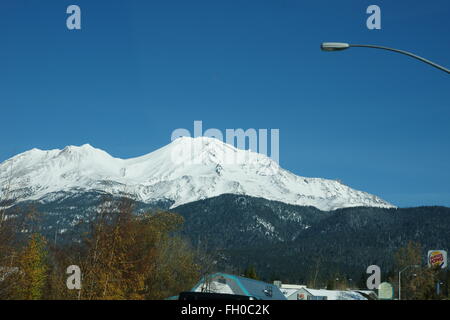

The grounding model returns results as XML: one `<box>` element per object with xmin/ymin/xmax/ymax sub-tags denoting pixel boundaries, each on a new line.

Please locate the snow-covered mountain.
<box><xmin>0</xmin><ymin>137</ymin><xmax>394</xmax><ymax>211</ymax></box>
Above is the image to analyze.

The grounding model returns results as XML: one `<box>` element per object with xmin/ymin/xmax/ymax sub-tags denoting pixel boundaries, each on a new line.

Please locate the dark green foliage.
<box><xmin>5</xmin><ymin>193</ymin><xmax>450</xmax><ymax>287</ymax></box>
<box><xmin>173</xmin><ymin>196</ymin><xmax>450</xmax><ymax>285</ymax></box>
<box><xmin>244</xmin><ymin>265</ymin><xmax>259</xmax><ymax>280</ymax></box>
<box><xmin>173</xmin><ymin>194</ymin><xmax>329</xmax><ymax>249</ymax></box>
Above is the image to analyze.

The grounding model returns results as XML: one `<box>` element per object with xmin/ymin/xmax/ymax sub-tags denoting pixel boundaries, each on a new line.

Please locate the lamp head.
<box><xmin>321</xmin><ymin>42</ymin><xmax>350</xmax><ymax>51</ymax></box>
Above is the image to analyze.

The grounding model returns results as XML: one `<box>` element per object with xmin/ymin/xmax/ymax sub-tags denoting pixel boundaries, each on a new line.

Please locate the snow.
<box><xmin>280</xmin><ymin>284</ymin><xmax>307</xmax><ymax>290</ymax></box>
<box><xmin>280</xmin><ymin>285</ymin><xmax>367</xmax><ymax>300</ymax></box>
<box><xmin>0</xmin><ymin>137</ymin><xmax>395</xmax><ymax>211</ymax></box>
<box><xmin>303</xmin><ymin>288</ymin><xmax>367</xmax><ymax>300</ymax></box>
<box><xmin>281</xmin><ymin>288</ymin><xmax>302</xmax><ymax>298</ymax></box>
<box><xmin>194</xmin><ymin>281</ymin><xmax>234</xmax><ymax>295</ymax></box>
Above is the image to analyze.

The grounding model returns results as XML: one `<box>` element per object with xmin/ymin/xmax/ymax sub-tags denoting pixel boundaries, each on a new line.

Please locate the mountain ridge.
<box><xmin>0</xmin><ymin>137</ymin><xmax>394</xmax><ymax>211</ymax></box>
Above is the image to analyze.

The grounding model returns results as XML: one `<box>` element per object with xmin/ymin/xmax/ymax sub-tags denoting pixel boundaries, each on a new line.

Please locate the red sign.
<box><xmin>428</xmin><ymin>250</ymin><xmax>447</xmax><ymax>269</ymax></box>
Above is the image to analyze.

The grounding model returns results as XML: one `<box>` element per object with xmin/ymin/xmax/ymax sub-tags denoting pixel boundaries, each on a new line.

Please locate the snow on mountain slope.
<box><xmin>0</xmin><ymin>137</ymin><xmax>394</xmax><ymax>211</ymax></box>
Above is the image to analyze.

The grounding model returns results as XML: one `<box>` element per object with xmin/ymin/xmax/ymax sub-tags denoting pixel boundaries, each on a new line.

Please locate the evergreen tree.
<box><xmin>244</xmin><ymin>265</ymin><xmax>259</xmax><ymax>280</ymax></box>
<box><xmin>357</xmin><ymin>271</ymin><xmax>367</xmax><ymax>290</ymax></box>
<box><xmin>326</xmin><ymin>279</ymin><xmax>335</xmax><ymax>290</ymax></box>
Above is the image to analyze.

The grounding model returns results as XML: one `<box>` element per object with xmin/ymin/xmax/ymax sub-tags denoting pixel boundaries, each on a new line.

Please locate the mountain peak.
<box><xmin>169</xmin><ymin>136</ymin><xmax>240</xmax><ymax>153</ymax></box>
<box><xmin>166</xmin><ymin>136</ymin><xmax>271</xmax><ymax>169</ymax></box>
<box><xmin>60</xmin><ymin>143</ymin><xmax>96</xmax><ymax>152</ymax></box>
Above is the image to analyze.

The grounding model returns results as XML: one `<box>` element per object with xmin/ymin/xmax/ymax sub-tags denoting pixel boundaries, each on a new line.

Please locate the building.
<box><xmin>275</xmin><ymin>283</ymin><xmax>308</xmax><ymax>300</ymax></box>
<box><xmin>274</xmin><ymin>281</ymin><xmax>374</xmax><ymax>300</ymax></box>
<box><xmin>293</xmin><ymin>287</ymin><xmax>369</xmax><ymax>300</ymax></box>
<box><xmin>191</xmin><ymin>273</ymin><xmax>287</xmax><ymax>300</ymax></box>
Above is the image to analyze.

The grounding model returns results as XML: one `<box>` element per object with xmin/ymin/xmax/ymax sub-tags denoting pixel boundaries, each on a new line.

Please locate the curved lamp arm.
<box><xmin>321</xmin><ymin>42</ymin><xmax>450</xmax><ymax>74</ymax></box>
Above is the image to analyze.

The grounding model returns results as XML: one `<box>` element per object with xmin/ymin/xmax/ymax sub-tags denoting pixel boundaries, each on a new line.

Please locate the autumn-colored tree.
<box><xmin>0</xmin><ymin>194</ymin><xmax>18</xmax><ymax>288</ymax></box>
<box><xmin>143</xmin><ymin>216</ymin><xmax>200</xmax><ymax>299</ymax></box>
<box><xmin>12</xmin><ymin>233</ymin><xmax>49</xmax><ymax>300</ymax></box>
<box><xmin>0</xmin><ymin>200</ymin><xmax>37</xmax><ymax>299</ymax></box>
<box><xmin>192</xmin><ymin>240</ymin><xmax>219</xmax><ymax>293</ymax></box>
<box><xmin>79</xmin><ymin>198</ymin><xmax>137</xmax><ymax>299</ymax></box>
<box><xmin>1</xmin><ymin>196</ymin><xmax>201</xmax><ymax>300</ymax></box>
<box><xmin>73</xmin><ymin>198</ymin><xmax>199</xmax><ymax>300</ymax></box>
<box><xmin>390</xmin><ymin>241</ymin><xmax>439</xmax><ymax>300</ymax></box>
<box><xmin>0</xmin><ymin>223</ymin><xmax>18</xmax><ymax>299</ymax></box>
<box><xmin>43</xmin><ymin>239</ymin><xmax>87</xmax><ymax>300</ymax></box>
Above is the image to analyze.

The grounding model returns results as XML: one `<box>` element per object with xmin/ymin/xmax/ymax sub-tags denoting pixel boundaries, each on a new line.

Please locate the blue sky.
<box><xmin>0</xmin><ymin>0</ymin><xmax>449</xmax><ymax>207</ymax></box>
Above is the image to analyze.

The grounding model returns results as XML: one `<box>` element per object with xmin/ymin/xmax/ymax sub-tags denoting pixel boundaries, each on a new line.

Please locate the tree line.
<box><xmin>0</xmin><ymin>198</ymin><xmax>202</xmax><ymax>300</ymax></box>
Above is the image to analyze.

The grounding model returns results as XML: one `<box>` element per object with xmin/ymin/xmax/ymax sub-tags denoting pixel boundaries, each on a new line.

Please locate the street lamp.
<box><xmin>321</xmin><ymin>42</ymin><xmax>450</xmax><ymax>74</ymax></box>
<box><xmin>398</xmin><ymin>265</ymin><xmax>420</xmax><ymax>300</ymax></box>
<box><xmin>437</xmin><ymin>281</ymin><xmax>445</xmax><ymax>296</ymax></box>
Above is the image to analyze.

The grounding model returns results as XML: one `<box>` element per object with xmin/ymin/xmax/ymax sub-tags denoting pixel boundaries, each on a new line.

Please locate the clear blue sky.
<box><xmin>1</xmin><ymin>0</ymin><xmax>449</xmax><ymax>207</ymax></box>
